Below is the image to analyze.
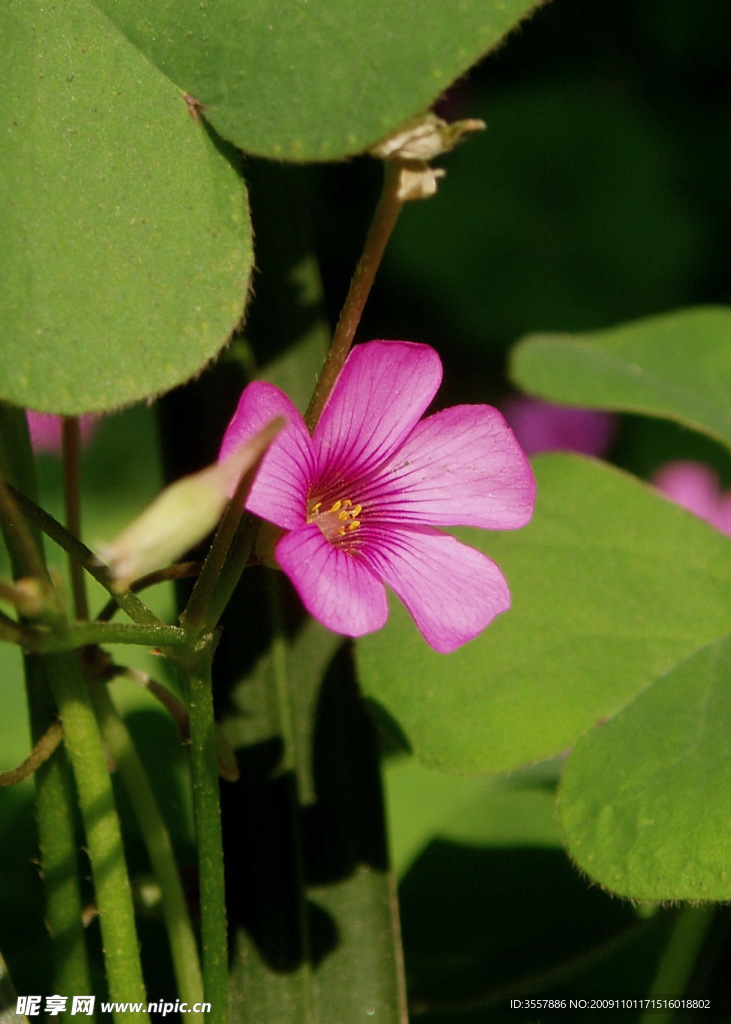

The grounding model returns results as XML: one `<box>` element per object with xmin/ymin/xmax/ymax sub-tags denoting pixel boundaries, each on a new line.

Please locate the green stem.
<box><xmin>96</xmin><ymin>562</ymin><xmax>202</xmax><ymax>623</ymax></box>
<box><xmin>44</xmin><ymin>652</ymin><xmax>149</xmax><ymax>1022</ymax></box>
<box><xmin>640</xmin><ymin>905</ymin><xmax>715</xmax><ymax>1024</ymax></box>
<box><xmin>89</xmin><ymin>681</ymin><xmax>204</xmax><ymax>1016</ymax></box>
<box><xmin>304</xmin><ymin>161</ymin><xmax>403</xmax><ymax>432</ymax></box>
<box><xmin>62</xmin><ymin>417</ymin><xmax>89</xmax><ymax>621</ymax></box>
<box><xmin>197</xmin><ymin>516</ymin><xmax>256</xmax><ymax>638</ymax></box>
<box><xmin>23</xmin><ymin>618</ymin><xmax>188</xmax><ymax>654</ymax></box>
<box><xmin>0</xmin><ymin>406</ymin><xmax>95</xmax><ymax>1000</ymax></box>
<box><xmin>7</xmin><ymin>482</ymin><xmax>162</xmax><ymax>626</ymax></box>
<box><xmin>25</xmin><ymin>655</ymin><xmax>95</xmax><ymax>1001</ymax></box>
<box><xmin>178</xmin><ymin>637</ymin><xmax>228</xmax><ymax>1024</ymax></box>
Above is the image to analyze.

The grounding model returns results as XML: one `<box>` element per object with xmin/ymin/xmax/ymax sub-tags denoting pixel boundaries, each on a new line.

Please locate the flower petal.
<box><xmin>361</xmin><ymin>405</ymin><xmax>536</xmax><ymax>529</ymax></box>
<box><xmin>313</xmin><ymin>341</ymin><xmax>442</xmax><ymax>482</ymax></box>
<box><xmin>362</xmin><ymin>525</ymin><xmax>510</xmax><ymax>652</ymax></box>
<box><xmin>276</xmin><ymin>524</ymin><xmax>389</xmax><ymax>637</ymax></box>
<box><xmin>219</xmin><ymin>381</ymin><xmax>314</xmax><ymax>530</ymax></box>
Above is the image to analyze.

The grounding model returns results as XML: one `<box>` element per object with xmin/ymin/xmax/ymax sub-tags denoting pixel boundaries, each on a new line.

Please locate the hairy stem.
<box><xmin>6</xmin><ymin>482</ymin><xmax>161</xmax><ymax>627</ymax></box>
<box><xmin>23</xmin><ymin>618</ymin><xmax>188</xmax><ymax>655</ymax></box>
<box><xmin>26</xmin><ymin>655</ymin><xmax>95</xmax><ymax>1000</ymax></box>
<box><xmin>90</xmin><ymin>681</ymin><xmax>204</xmax><ymax>1015</ymax></box>
<box><xmin>0</xmin><ymin>407</ymin><xmax>94</xmax><ymax>999</ymax></box>
<box><xmin>44</xmin><ymin>652</ymin><xmax>149</xmax><ymax>1022</ymax></box>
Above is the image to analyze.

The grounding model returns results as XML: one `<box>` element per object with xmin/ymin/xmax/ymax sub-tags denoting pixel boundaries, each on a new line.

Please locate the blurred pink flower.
<box><xmin>502</xmin><ymin>396</ymin><xmax>617</xmax><ymax>457</ymax></box>
<box><xmin>27</xmin><ymin>412</ymin><xmax>97</xmax><ymax>454</ymax></box>
<box><xmin>653</xmin><ymin>461</ymin><xmax>731</xmax><ymax>536</ymax></box>
<box><xmin>221</xmin><ymin>340</ymin><xmax>536</xmax><ymax>652</ymax></box>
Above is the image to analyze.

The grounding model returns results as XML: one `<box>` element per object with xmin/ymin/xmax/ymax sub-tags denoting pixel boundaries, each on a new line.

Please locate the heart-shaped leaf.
<box><xmin>510</xmin><ymin>306</ymin><xmax>731</xmax><ymax>451</ymax></box>
<box><xmin>560</xmin><ymin>632</ymin><xmax>731</xmax><ymax>901</ymax></box>
<box><xmin>357</xmin><ymin>455</ymin><xmax>731</xmax><ymax>774</ymax></box>
<box><xmin>2</xmin><ymin>1</ymin><xmax>252</xmax><ymax>413</ymax></box>
<box><xmin>93</xmin><ymin>0</ymin><xmax>544</xmax><ymax>160</ymax></box>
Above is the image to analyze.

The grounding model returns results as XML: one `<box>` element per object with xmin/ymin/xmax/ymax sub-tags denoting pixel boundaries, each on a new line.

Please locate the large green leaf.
<box><xmin>92</xmin><ymin>0</ymin><xmax>544</xmax><ymax>160</ymax></box>
<box><xmin>356</xmin><ymin>454</ymin><xmax>731</xmax><ymax>775</ymax></box>
<box><xmin>510</xmin><ymin>306</ymin><xmax>731</xmax><ymax>451</ymax></box>
<box><xmin>560</xmin><ymin>633</ymin><xmax>731</xmax><ymax>901</ymax></box>
<box><xmin>2</xmin><ymin>0</ymin><xmax>251</xmax><ymax>413</ymax></box>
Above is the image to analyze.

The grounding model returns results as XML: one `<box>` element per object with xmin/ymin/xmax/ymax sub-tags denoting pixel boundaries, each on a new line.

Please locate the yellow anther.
<box><xmin>348</xmin><ymin>520</ymin><xmax>361</xmax><ymax>530</ymax></box>
<box><xmin>338</xmin><ymin>510</ymin><xmax>350</xmax><ymax>521</ymax></box>
<box><xmin>351</xmin><ymin>504</ymin><xmax>362</xmax><ymax>517</ymax></box>
<box><xmin>311</xmin><ymin>501</ymin><xmax>322</xmax><ymax>513</ymax></box>
<box><xmin>330</xmin><ymin>500</ymin><xmax>342</xmax><ymax>512</ymax></box>
<box><xmin>337</xmin><ymin>527</ymin><xmax>346</xmax><ymax>536</ymax></box>
<box><xmin>342</xmin><ymin>499</ymin><xmax>352</xmax><ymax>507</ymax></box>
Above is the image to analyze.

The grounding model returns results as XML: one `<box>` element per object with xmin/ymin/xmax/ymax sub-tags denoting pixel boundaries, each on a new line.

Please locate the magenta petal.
<box><xmin>363</xmin><ymin>405</ymin><xmax>536</xmax><ymax>529</ymax></box>
<box><xmin>363</xmin><ymin>526</ymin><xmax>511</xmax><ymax>653</ymax></box>
<box><xmin>276</xmin><ymin>524</ymin><xmax>389</xmax><ymax>637</ymax></box>
<box><xmin>313</xmin><ymin>341</ymin><xmax>443</xmax><ymax>480</ymax></box>
<box><xmin>219</xmin><ymin>381</ymin><xmax>314</xmax><ymax>530</ymax></box>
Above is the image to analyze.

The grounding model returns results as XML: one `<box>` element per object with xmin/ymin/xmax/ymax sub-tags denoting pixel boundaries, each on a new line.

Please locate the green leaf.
<box><xmin>92</xmin><ymin>0</ymin><xmax>544</xmax><ymax>160</ymax></box>
<box><xmin>510</xmin><ymin>306</ymin><xmax>731</xmax><ymax>451</ymax></box>
<box><xmin>356</xmin><ymin>454</ymin><xmax>731</xmax><ymax>775</ymax></box>
<box><xmin>2</xmin><ymin>0</ymin><xmax>252</xmax><ymax>413</ymax></box>
<box><xmin>384</xmin><ymin>757</ymin><xmax>561</xmax><ymax>877</ymax></box>
<box><xmin>560</xmin><ymin>632</ymin><xmax>731</xmax><ymax>901</ymax></box>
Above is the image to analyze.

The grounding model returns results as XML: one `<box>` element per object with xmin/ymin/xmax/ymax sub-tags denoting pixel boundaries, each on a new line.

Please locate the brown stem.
<box><xmin>0</xmin><ymin>470</ymin><xmax>52</xmax><ymax>589</ymax></box>
<box><xmin>304</xmin><ymin>161</ymin><xmax>404</xmax><ymax>432</ymax></box>
<box><xmin>0</xmin><ymin>721</ymin><xmax>63</xmax><ymax>786</ymax></box>
<box><xmin>62</xmin><ymin>417</ymin><xmax>89</xmax><ymax>620</ymax></box>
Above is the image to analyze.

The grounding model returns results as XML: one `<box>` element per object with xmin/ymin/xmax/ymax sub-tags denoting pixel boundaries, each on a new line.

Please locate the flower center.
<box><xmin>307</xmin><ymin>496</ymin><xmax>362</xmax><ymax>543</ymax></box>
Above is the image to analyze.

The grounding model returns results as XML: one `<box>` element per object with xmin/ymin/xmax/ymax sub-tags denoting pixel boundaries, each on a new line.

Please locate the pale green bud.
<box><xmin>100</xmin><ymin>418</ymin><xmax>283</xmax><ymax>586</ymax></box>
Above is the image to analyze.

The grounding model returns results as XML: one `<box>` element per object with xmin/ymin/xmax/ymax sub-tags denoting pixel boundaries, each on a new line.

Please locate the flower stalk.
<box><xmin>304</xmin><ymin>161</ymin><xmax>403</xmax><ymax>431</ymax></box>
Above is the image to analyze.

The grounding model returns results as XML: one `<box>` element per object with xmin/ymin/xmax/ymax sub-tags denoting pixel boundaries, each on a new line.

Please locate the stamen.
<box><xmin>307</xmin><ymin>493</ymin><xmax>364</xmax><ymax>541</ymax></box>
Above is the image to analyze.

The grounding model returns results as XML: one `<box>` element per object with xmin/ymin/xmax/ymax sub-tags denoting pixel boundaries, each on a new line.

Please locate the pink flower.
<box><xmin>27</xmin><ymin>412</ymin><xmax>97</xmax><ymax>454</ymax></box>
<box><xmin>220</xmin><ymin>341</ymin><xmax>535</xmax><ymax>652</ymax></box>
<box><xmin>502</xmin><ymin>396</ymin><xmax>617</xmax><ymax>457</ymax></box>
<box><xmin>653</xmin><ymin>461</ymin><xmax>731</xmax><ymax>536</ymax></box>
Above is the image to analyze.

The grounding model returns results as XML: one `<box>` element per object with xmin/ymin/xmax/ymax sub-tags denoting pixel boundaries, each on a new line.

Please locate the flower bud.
<box><xmin>100</xmin><ymin>417</ymin><xmax>283</xmax><ymax>586</ymax></box>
